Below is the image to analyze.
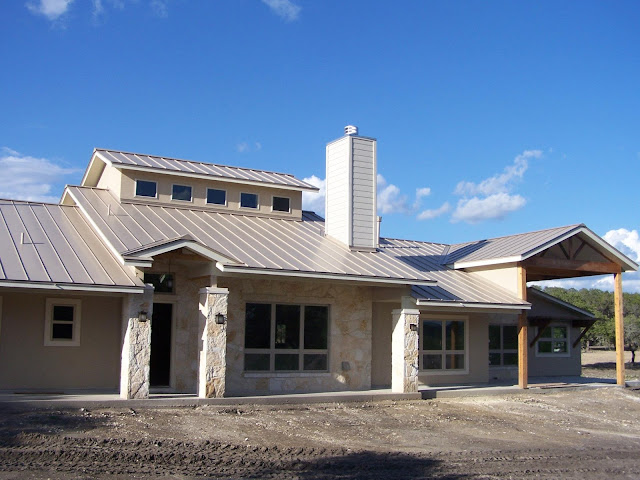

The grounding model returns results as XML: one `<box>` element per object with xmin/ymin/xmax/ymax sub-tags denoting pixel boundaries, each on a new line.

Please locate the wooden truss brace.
<box><xmin>572</xmin><ymin>322</ymin><xmax>595</xmax><ymax>349</ymax></box>
<box><xmin>528</xmin><ymin>319</ymin><xmax>551</xmax><ymax>348</ymax></box>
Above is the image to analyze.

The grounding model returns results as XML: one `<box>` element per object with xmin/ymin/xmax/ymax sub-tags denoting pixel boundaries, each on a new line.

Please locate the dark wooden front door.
<box><xmin>150</xmin><ymin>303</ymin><xmax>172</xmax><ymax>387</ymax></box>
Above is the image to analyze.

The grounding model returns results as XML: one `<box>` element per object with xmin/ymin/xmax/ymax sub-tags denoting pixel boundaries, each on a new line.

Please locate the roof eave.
<box><xmin>216</xmin><ymin>264</ymin><xmax>437</xmax><ymax>286</ymax></box>
<box><xmin>414</xmin><ymin>299</ymin><xmax>531</xmax><ymax>311</ymax></box>
<box><xmin>0</xmin><ymin>280</ymin><xmax>144</xmax><ymax>294</ymax></box>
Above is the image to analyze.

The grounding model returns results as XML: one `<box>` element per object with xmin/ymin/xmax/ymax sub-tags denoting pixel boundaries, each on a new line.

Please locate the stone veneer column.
<box><xmin>198</xmin><ymin>287</ymin><xmax>229</xmax><ymax>398</ymax></box>
<box><xmin>120</xmin><ymin>284</ymin><xmax>154</xmax><ymax>399</ymax></box>
<box><xmin>391</xmin><ymin>308</ymin><xmax>420</xmax><ymax>393</ymax></box>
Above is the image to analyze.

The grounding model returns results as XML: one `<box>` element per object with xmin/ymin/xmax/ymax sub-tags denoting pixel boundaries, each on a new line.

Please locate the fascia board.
<box><xmin>415</xmin><ymin>299</ymin><xmax>531</xmax><ymax>310</ymax></box>
<box><xmin>126</xmin><ymin>241</ymin><xmax>241</xmax><ymax>266</ymax></box>
<box><xmin>81</xmin><ymin>151</ymin><xmax>110</xmax><ymax>186</ymax></box>
<box><xmin>0</xmin><ymin>281</ymin><xmax>144</xmax><ymax>294</ymax></box>
<box><xmin>451</xmin><ymin>256</ymin><xmax>523</xmax><ymax>270</ymax></box>
<box><xmin>216</xmin><ymin>263</ymin><xmax>437</xmax><ymax>286</ymax></box>
<box><xmin>111</xmin><ymin>163</ymin><xmax>319</xmax><ymax>193</ymax></box>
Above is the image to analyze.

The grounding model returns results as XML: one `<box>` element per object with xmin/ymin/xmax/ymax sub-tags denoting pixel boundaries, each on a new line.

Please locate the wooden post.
<box><xmin>614</xmin><ymin>271</ymin><xmax>625</xmax><ymax>386</ymax></box>
<box><xmin>518</xmin><ymin>265</ymin><xmax>528</xmax><ymax>389</ymax></box>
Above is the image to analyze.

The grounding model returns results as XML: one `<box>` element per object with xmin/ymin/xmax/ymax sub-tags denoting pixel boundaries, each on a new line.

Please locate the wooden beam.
<box><xmin>572</xmin><ymin>240</ymin><xmax>586</xmax><ymax>260</ymax></box>
<box><xmin>518</xmin><ymin>265</ymin><xmax>528</xmax><ymax>389</ymax></box>
<box><xmin>614</xmin><ymin>271</ymin><xmax>625</xmax><ymax>386</ymax></box>
<box><xmin>529</xmin><ymin>319</ymin><xmax>551</xmax><ymax>348</ymax></box>
<box><xmin>522</xmin><ymin>257</ymin><xmax>622</xmax><ymax>275</ymax></box>
<box><xmin>573</xmin><ymin>323</ymin><xmax>595</xmax><ymax>349</ymax></box>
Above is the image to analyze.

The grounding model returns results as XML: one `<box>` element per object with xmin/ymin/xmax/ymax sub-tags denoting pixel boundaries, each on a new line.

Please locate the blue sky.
<box><xmin>1</xmin><ymin>0</ymin><xmax>639</xmax><ymax>291</ymax></box>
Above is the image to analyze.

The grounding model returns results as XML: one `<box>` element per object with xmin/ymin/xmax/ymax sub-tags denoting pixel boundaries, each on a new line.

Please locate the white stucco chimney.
<box><xmin>325</xmin><ymin>126</ymin><xmax>378</xmax><ymax>251</ymax></box>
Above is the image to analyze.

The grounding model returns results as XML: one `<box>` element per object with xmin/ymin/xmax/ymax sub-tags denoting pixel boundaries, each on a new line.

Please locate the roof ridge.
<box><xmin>95</xmin><ymin>148</ymin><xmax>299</xmax><ymax>179</ymax></box>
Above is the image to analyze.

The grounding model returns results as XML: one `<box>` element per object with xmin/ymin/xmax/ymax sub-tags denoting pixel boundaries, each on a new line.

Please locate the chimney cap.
<box><xmin>344</xmin><ymin>125</ymin><xmax>358</xmax><ymax>136</ymax></box>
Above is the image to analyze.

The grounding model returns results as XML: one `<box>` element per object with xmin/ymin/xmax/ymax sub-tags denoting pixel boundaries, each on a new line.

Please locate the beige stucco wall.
<box><xmin>466</xmin><ymin>263</ymin><xmax>520</xmax><ymax>295</ymax></box>
<box><xmin>218</xmin><ymin>277</ymin><xmax>373</xmax><ymax>396</ymax></box>
<box><xmin>96</xmin><ymin>164</ymin><xmax>123</xmax><ymax>198</ymax></box>
<box><xmin>119</xmin><ymin>170</ymin><xmax>303</xmax><ymax>220</ymax></box>
<box><xmin>0</xmin><ymin>291</ymin><xmax>122</xmax><ymax>391</ymax></box>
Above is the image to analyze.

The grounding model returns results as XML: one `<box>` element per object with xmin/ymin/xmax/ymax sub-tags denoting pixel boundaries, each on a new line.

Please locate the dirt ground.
<box><xmin>1</xmin><ymin>352</ymin><xmax>639</xmax><ymax>479</ymax></box>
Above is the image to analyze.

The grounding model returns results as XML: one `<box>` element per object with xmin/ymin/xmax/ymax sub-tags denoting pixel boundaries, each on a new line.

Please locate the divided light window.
<box><xmin>537</xmin><ymin>326</ymin><xmax>569</xmax><ymax>356</ymax></box>
<box><xmin>420</xmin><ymin>319</ymin><xmax>466</xmax><ymax>371</ymax></box>
<box><xmin>143</xmin><ymin>272</ymin><xmax>175</xmax><ymax>294</ymax></box>
<box><xmin>272</xmin><ymin>196</ymin><xmax>290</xmax><ymax>213</ymax></box>
<box><xmin>172</xmin><ymin>184</ymin><xmax>192</xmax><ymax>202</ymax></box>
<box><xmin>240</xmin><ymin>192</ymin><xmax>258</xmax><ymax>209</ymax></box>
<box><xmin>207</xmin><ymin>188</ymin><xmax>226</xmax><ymax>206</ymax></box>
<box><xmin>44</xmin><ymin>298</ymin><xmax>81</xmax><ymax>347</ymax></box>
<box><xmin>135</xmin><ymin>180</ymin><xmax>157</xmax><ymax>198</ymax></box>
<box><xmin>244</xmin><ymin>303</ymin><xmax>329</xmax><ymax>372</ymax></box>
<box><xmin>489</xmin><ymin>325</ymin><xmax>518</xmax><ymax>367</ymax></box>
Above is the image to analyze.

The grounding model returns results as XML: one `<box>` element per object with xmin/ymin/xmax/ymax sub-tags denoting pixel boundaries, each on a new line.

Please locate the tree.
<box><xmin>625</xmin><ymin>315</ymin><xmax>640</xmax><ymax>364</ymax></box>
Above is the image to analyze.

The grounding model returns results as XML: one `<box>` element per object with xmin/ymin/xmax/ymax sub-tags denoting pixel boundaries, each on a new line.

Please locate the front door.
<box><xmin>150</xmin><ymin>303</ymin><xmax>172</xmax><ymax>387</ymax></box>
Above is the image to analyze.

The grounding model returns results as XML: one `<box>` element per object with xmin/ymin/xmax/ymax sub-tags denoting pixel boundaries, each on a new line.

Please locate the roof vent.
<box><xmin>344</xmin><ymin>125</ymin><xmax>358</xmax><ymax>136</ymax></box>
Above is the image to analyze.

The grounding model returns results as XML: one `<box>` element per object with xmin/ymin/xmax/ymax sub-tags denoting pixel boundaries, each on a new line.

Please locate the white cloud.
<box><xmin>150</xmin><ymin>0</ymin><xmax>168</xmax><ymax>18</ymax></box>
<box><xmin>450</xmin><ymin>150</ymin><xmax>541</xmax><ymax>224</ymax></box>
<box><xmin>454</xmin><ymin>150</ymin><xmax>541</xmax><ymax>196</ymax></box>
<box><xmin>236</xmin><ymin>142</ymin><xmax>262</xmax><ymax>153</ymax></box>
<box><xmin>417</xmin><ymin>202</ymin><xmax>451</xmax><ymax>221</ymax></box>
<box><xmin>27</xmin><ymin>0</ymin><xmax>74</xmax><ymax>20</ymax></box>
<box><xmin>0</xmin><ymin>148</ymin><xmax>80</xmax><ymax>203</ymax></box>
<box><xmin>261</xmin><ymin>0</ymin><xmax>301</xmax><ymax>21</ymax></box>
<box><xmin>451</xmin><ymin>193</ymin><xmax>526</xmax><ymax>224</ymax></box>
<box><xmin>301</xmin><ymin>175</ymin><xmax>325</xmax><ymax>214</ymax></box>
<box><xmin>603</xmin><ymin>228</ymin><xmax>640</xmax><ymax>262</ymax></box>
<box><xmin>377</xmin><ymin>174</ymin><xmax>411</xmax><ymax>214</ymax></box>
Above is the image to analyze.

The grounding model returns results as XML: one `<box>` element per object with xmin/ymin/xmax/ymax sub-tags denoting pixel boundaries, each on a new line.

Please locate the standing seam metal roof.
<box><xmin>95</xmin><ymin>149</ymin><xmax>319</xmax><ymax>191</ymax></box>
<box><xmin>65</xmin><ymin>186</ymin><xmax>529</xmax><ymax>306</ymax></box>
<box><xmin>0</xmin><ymin>199</ymin><xmax>142</xmax><ymax>289</ymax></box>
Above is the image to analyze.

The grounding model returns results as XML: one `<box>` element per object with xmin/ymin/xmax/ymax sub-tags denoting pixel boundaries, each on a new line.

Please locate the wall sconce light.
<box><xmin>215</xmin><ymin>313</ymin><xmax>226</xmax><ymax>325</ymax></box>
<box><xmin>138</xmin><ymin>311</ymin><xmax>148</xmax><ymax>322</ymax></box>
<box><xmin>410</xmin><ymin>323</ymin><xmax>418</xmax><ymax>332</ymax></box>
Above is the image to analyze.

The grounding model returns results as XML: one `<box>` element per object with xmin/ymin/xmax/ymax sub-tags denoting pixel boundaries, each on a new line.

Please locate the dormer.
<box><xmin>73</xmin><ymin>149</ymin><xmax>318</xmax><ymax>220</ymax></box>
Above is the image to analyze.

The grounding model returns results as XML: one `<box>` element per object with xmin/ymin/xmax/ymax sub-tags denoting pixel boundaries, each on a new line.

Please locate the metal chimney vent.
<box><xmin>344</xmin><ymin>125</ymin><xmax>358</xmax><ymax>136</ymax></box>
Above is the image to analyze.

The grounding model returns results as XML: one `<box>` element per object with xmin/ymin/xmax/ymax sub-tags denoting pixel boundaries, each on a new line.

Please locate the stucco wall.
<box><xmin>96</xmin><ymin>164</ymin><xmax>123</xmax><ymax>198</ymax></box>
<box><xmin>218</xmin><ymin>277</ymin><xmax>373</xmax><ymax>396</ymax></box>
<box><xmin>466</xmin><ymin>264</ymin><xmax>519</xmax><ymax>295</ymax></box>
<box><xmin>0</xmin><ymin>291</ymin><xmax>122</xmax><ymax>391</ymax></box>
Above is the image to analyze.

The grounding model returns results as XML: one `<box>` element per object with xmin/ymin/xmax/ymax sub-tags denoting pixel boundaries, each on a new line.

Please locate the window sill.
<box><xmin>243</xmin><ymin>372</ymin><xmax>331</xmax><ymax>378</ymax></box>
<box><xmin>418</xmin><ymin>370</ymin><xmax>469</xmax><ymax>376</ymax></box>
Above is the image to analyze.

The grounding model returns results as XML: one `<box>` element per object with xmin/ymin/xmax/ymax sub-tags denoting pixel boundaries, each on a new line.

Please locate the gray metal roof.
<box><xmin>0</xmin><ymin>199</ymin><xmax>143</xmax><ymax>292</ymax></box>
<box><xmin>65</xmin><ymin>186</ymin><xmax>528</xmax><ymax>307</ymax></box>
<box><xmin>93</xmin><ymin>149</ymin><xmax>319</xmax><ymax>192</ymax></box>
<box><xmin>445</xmin><ymin>224</ymin><xmax>638</xmax><ymax>272</ymax></box>
<box><xmin>527</xmin><ymin>288</ymin><xmax>596</xmax><ymax>321</ymax></box>
<box><xmin>377</xmin><ymin>238</ymin><xmax>529</xmax><ymax>308</ymax></box>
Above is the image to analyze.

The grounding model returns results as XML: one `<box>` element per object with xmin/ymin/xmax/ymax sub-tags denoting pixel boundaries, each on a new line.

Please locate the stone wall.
<box><xmin>218</xmin><ymin>277</ymin><xmax>373</xmax><ymax>396</ymax></box>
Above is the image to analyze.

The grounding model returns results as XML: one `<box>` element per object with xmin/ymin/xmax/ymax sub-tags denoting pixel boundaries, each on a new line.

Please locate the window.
<box><xmin>172</xmin><ymin>184</ymin><xmax>192</xmax><ymax>202</ymax></box>
<box><xmin>272</xmin><ymin>196</ymin><xmax>290</xmax><ymax>213</ymax></box>
<box><xmin>244</xmin><ymin>303</ymin><xmax>329</xmax><ymax>372</ymax></box>
<box><xmin>135</xmin><ymin>180</ymin><xmax>157</xmax><ymax>198</ymax></box>
<box><xmin>143</xmin><ymin>272</ymin><xmax>174</xmax><ymax>294</ymax></box>
<box><xmin>537</xmin><ymin>325</ymin><xmax>569</xmax><ymax>356</ymax></box>
<box><xmin>420</xmin><ymin>318</ymin><xmax>466</xmax><ymax>372</ymax></box>
<box><xmin>207</xmin><ymin>188</ymin><xmax>227</xmax><ymax>206</ymax></box>
<box><xmin>240</xmin><ymin>192</ymin><xmax>259</xmax><ymax>209</ymax></box>
<box><xmin>489</xmin><ymin>325</ymin><xmax>518</xmax><ymax>367</ymax></box>
<box><xmin>44</xmin><ymin>298</ymin><xmax>81</xmax><ymax>346</ymax></box>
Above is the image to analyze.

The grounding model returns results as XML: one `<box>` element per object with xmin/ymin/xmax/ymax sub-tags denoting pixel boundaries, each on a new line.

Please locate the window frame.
<box><xmin>143</xmin><ymin>272</ymin><xmax>175</xmax><ymax>294</ymax></box>
<box><xmin>271</xmin><ymin>195</ymin><xmax>291</xmax><ymax>213</ymax></box>
<box><xmin>419</xmin><ymin>316</ymin><xmax>468</xmax><ymax>375</ymax></box>
<box><xmin>171</xmin><ymin>183</ymin><xmax>193</xmax><ymax>202</ymax></box>
<box><xmin>240</xmin><ymin>192</ymin><xmax>259</xmax><ymax>210</ymax></box>
<box><xmin>134</xmin><ymin>179</ymin><xmax>158</xmax><ymax>199</ymax></box>
<box><xmin>536</xmin><ymin>324</ymin><xmax>571</xmax><ymax>358</ymax></box>
<box><xmin>206</xmin><ymin>188</ymin><xmax>227</xmax><ymax>206</ymax></box>
<box><xmin>243</xmin><ymin>302</ymin><xmax>330</xmax><ymax>373</ymax></box>
<box><xmin>44</xmin><ymin>298</ymin><xmax>81</xmax><ymax>347</ymax></box>
<box><xmin>488</xmin><ymin>324</ymin><xmax>518</xmax><ymax>368</ymax></box>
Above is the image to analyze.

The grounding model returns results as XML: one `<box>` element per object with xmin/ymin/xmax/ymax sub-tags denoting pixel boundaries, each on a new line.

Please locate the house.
<box><xmin>0</xmin><ymin>126</ymin><xmax>636</xmax><ymax>399</ymax></box>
